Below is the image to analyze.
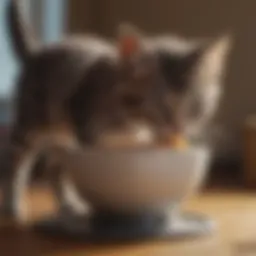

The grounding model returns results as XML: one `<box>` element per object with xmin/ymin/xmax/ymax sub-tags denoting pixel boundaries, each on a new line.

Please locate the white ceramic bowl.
<box><xmin>66</xmin><ymin>146</ymin><xmax>211</xmax><ymax>213</ymax></box>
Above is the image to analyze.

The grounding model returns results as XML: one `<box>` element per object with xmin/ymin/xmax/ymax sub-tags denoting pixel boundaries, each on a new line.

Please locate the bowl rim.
<box><xmin>72</xmin><ymin>144</ymin><xmax>210</xmax><ymax>156</ymax></box>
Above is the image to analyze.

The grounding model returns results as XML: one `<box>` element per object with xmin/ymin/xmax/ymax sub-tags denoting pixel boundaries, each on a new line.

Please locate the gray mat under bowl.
<box><xmin>33</xmin><ymin>211</ymin><xmax>216</xmax><ymax>242</ymax></box>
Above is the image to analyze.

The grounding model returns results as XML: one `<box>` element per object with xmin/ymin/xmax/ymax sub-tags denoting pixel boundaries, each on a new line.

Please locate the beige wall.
<box><xmin>69</xmin><ymin>0</ymin><xmax>256</xmax><ymax>159</ymax></box>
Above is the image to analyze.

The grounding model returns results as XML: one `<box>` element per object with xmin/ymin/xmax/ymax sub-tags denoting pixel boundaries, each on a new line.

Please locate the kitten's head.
<box><xmin>81</xmin><ymin>25</ymin><xmax>231</xmax><ymax>147</ymax></box>
<box><xmin>150</xmin><ymin>33</ymin><xmax>232</xmax><ymax>141</ymax></box>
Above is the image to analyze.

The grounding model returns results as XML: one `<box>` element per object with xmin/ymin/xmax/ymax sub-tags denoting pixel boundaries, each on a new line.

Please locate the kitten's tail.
<box><xmin>7</xmin><ymin>0</ymin><xmax>38</xmax><ymax>63</ymax></box>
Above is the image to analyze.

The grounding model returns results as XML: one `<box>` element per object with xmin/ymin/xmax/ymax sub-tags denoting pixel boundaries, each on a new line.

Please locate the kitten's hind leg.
<box><xmin>0</xmin><ymin>131</ymin><xmax>42</xmax><ymax>225</ymax></box>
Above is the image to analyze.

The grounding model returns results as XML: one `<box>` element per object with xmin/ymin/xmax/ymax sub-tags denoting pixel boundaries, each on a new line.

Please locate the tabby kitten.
<box><xmin>0</xmin><ymin>0</ymin><xmax>231</xmax><ymax>224</ymax></box>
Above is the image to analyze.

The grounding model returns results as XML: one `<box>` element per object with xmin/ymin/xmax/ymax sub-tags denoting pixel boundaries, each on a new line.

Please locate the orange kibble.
<box><xmin>169</xmin><ymin>135</ymin><xmax>188</xmax><ymax>150</ymax></box>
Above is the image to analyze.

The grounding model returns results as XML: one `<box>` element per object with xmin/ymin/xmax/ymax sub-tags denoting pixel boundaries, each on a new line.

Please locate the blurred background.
<box><xmin>1</xmin><ymin>0</ymin><xmax>256</xmax><ymax>187</ymax></box>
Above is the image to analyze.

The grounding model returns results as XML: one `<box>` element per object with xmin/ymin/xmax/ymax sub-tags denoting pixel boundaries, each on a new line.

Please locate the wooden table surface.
<box><xmin>1</xmin><ymin>187</ymin><xmax>256</xmax><ymax>256</ymax></box>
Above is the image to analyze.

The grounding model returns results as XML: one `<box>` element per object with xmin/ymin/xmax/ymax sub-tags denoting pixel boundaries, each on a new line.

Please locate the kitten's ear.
<box><xmin>193</xmin><ymin>35</ymin><xmax>232</xmax><ymax>86</ymax></box>
<box><xmin>117</xmin><ymin>23</ymin><xmax>143</xmax><ymax>59</ymax></box>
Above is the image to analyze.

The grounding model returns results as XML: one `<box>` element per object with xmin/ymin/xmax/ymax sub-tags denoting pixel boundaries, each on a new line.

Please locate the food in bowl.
<box><xmin>97</xmin><ymin>123</ymin><xmax>189</xmax><ymax>151</ymax></box>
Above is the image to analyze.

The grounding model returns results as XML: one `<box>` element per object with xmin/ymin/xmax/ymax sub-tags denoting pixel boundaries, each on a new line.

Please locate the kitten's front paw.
<box><xmin>69</xmin><ymin>201</ymin><xmax>90</xmax><ymax>217</ymax></box>
<box><xmin>57</xmin><ymin>204</ymin><xmax>87</xmax><ymax>221</ymax></box>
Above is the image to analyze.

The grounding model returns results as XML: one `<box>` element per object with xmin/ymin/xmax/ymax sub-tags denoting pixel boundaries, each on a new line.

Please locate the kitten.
<box><xmin>0</xmin><ymin>0</ymin><xmax>231</xmax><ymax>224</ymax></box>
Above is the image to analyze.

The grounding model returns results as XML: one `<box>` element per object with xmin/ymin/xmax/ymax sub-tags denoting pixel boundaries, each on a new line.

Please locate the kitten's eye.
<box><xmin>122</xmin><ymin>95</ymin><xmax>143</xmax><ymax>107</ymax></box>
